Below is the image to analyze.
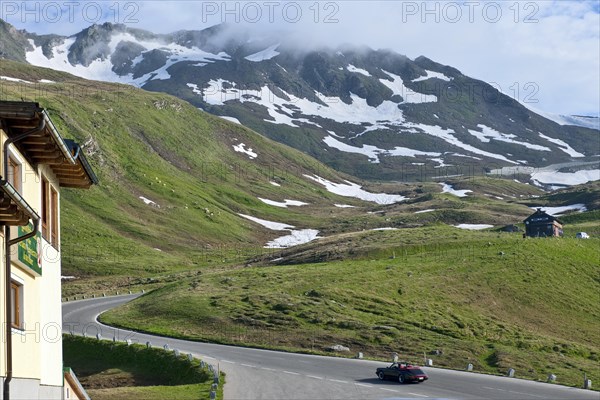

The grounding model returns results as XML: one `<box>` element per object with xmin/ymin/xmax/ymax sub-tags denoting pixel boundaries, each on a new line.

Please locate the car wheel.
<box><xmin>378</xmin><ymin>371</ymin><xmax>385</xmax><ymax>380</ymax></box>
<box><xmin>399</xmin><ymin>374</ymin><xmax>405</xmax><ymax>384</ymax></box>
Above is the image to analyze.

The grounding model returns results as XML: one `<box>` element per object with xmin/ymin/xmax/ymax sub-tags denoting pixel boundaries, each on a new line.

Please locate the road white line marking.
<box><xmin>220</xmin><ymin>360</ymin><xmax>235</xmax><ymax>364</ymax></box>
<box><xmin>261</xmin><ymin>367</ymin><xmax>276</xmax><ymax>371</ymax></box>
<box><xmin>240</xmin><ymin>363</ymin><xmax>256</xmax><ymax>368</ymax></box>
<box><xmin>283</xmin><ymin>371</ymin><xmax>300</xmax><ymax>375</ymax></box>
<box><xmin>508</xmin><ymin>390</ymin><xmax>544</xmax><ymax>398</ymax></box>
<box><xmin>328</xmin><ymin>379</ymin><xmax>348</xmax><ymax>384</ymax></box>
<box><xmin>483</xmin><ymin>386</ymin><xmax>504</xmax><ymax>391</ymax></box>
<box><xmin>355</xmin><ymin>383</ymin><xmax>373</xmax><ymax>388</ymax></box>
<box><xmin>380</xmin><ymin>388</ymin><xmax>398</xmax><ymax>393</ymax></box>
<box><xmin>307</xmin><ymin>375</ymin><xmax>323</xmax><ymax>380</ymax></box>
<box><xmin>408</xmin><ymin>393</ymin><xmax>429</xmax><ymax>398</ymax></box>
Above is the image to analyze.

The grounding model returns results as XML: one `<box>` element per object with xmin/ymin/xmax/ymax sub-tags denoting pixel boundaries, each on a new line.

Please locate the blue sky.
<box><xmin>2</xmin><ymin>0</ymin><xmax>599</xmax><ymax>116</ymax></box>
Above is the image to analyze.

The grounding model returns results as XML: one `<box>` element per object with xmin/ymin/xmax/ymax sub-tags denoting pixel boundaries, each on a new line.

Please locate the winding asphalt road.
<box><xmin>62</xmin><ymin>294</ymin><xmax>599</xmax><ymax>400</ymax></box>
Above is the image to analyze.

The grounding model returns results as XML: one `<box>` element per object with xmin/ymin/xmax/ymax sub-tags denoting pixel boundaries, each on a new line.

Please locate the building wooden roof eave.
<box><xmin>0</xmin><ymin>179</ymin><xmax>40</xmax><ymax>226</ymax></box>
<box><xmin>0</xmin><ymin>101</ymin><xmax>98</xmax><ymax>188</ymax></box>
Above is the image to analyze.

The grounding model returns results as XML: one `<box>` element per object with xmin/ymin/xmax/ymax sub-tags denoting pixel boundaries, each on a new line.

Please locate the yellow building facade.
<box><xmin>0</xmin><ymin>102</ymin><xmax>97</xmax><ymax>399</ymax></box>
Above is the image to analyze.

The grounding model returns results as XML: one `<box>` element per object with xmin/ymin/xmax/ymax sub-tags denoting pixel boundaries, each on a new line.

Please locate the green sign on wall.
<box><xmin>17</xmin><ymin>223</ymin><xmax>41</xmax><ymax>276</ymax></box>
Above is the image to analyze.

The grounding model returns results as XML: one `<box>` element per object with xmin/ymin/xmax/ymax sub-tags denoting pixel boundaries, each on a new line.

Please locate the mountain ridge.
<box><xmin>1</xmin><ymin>19</ymin><xmax>598</xmax><ymax>185</ymax></box>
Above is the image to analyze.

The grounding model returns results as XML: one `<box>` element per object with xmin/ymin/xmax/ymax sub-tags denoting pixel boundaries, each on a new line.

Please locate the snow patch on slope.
<box><xmin>380</xmin><ymin>70</ymin><xmax>437</xmax><ymax>104</ymax></box>
<box><xmin>406</xmin><ymin>123</ymin><xmax>518</xmax><ymax>164</ymax></box>
<box><xmin>347</xmin><ymin>65</ymin><xmax>371</xmax><ymax>76</ymax></box>
<box><xmin>238</xmin><ymin>214</ymin><xmax>319</xmax><ymax>248</ymax></box>
<box><xmin>258</xmin><ymin>198</ymin><xmax>308</xmax><ymax>208</ymax></box>
<box><xmin>195</xmin><ymin>79</ymin><xmax>239</xmax><ymax>106</ymax></box>
<box><xmin>323</xmin><ymin>135</ymin><xmax>440</xmax><ymax>164</ymax></box>
<box><xmin>469</xmin><ymin>125</ymin><xmax>551</xmax><ymax>151</ymax></box>
<box><xmin>232</xmin><ymin>143</ymin><xmax>257</xmax><ymax>159</ymax></box>
<box><xmin>245</xmin><ymin>44</ymin><xmax>280</xmax><ymax>62</ymax></box>
<box><xmin>238</xmin><ymin>214</ymin><xmax>293</xmax><ymax>231</ymax></box>
<box><xmin>26</xmin><ymin>35</ymin><xmax>230</xmax><ymax>86</ymax></box>
<box><xmin>454</xmin><ymin>224</ymin><xmax>493</xmax><ymax>230</ymax></box>
<box><xmin>139</xmin><ymin>196</ymin><xmax>159</xmax><ymax>207</ymax></box>
<box><xmin>440</xmin><ymin>183</ymin><xmax>472</xmax><ymax>197</ymax></box>
<box><xmin>304</xmin><ymin>174</ymin><xmax>406</xmax><ymax>205</ymax></box>
<box><xmin>538</xmin><ymin>133</ymin><xmax>584</xmax><ymax>157</ymax></box>
<box><xmin>195</xmin><ymin>81</ymin><xmax>406</xmax><ymax>129</ymax></box>
<box><xmin>1</xmin><ymin>76</ymin><xmax>32</xmax><ymax>84</ymax></box>
<box><xmin>412</xmin><ymin>70</ymin><xmax>453</xmax><ymax>82</ymax></box>
<box><xmin>265</xmin><ymin>229</ymin><xmax>320</xmax><ymax>248</ymax></box>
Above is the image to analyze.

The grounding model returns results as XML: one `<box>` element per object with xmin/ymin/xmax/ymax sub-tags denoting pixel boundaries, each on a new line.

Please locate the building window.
<box><xmin>42</xmin><ymin>177</ymin><xmax>49</xmax><ymax>239</ymax></box>
<box><xmin>51</xmin><ymin>186</ymin><xmax>58</xmax><ymax>246</ymax></box>
<box><xmin>7</xmin><ymin>156</ymin><xmax>21</xmax><ymax>193</ymax></box>
<box><xmin>41</xmin><ymin>177</ymin><xmax>59</xmax><ymax>248</ymax></box>
<box><xmin>11</xmin><ymin>281</ymin><xmax>23</xmax><ymax>330</ymax></box>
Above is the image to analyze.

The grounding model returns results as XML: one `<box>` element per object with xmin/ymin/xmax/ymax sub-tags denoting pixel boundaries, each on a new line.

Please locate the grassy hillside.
<box><xmin>102</xmin><ymin>228</ymin><xmax>600</xmax><ymax>388</ymax></box>
<box><xmin>0</xmin><ymin>59</ymin><xmax>396</xmax><ymax>281</ymax></box>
